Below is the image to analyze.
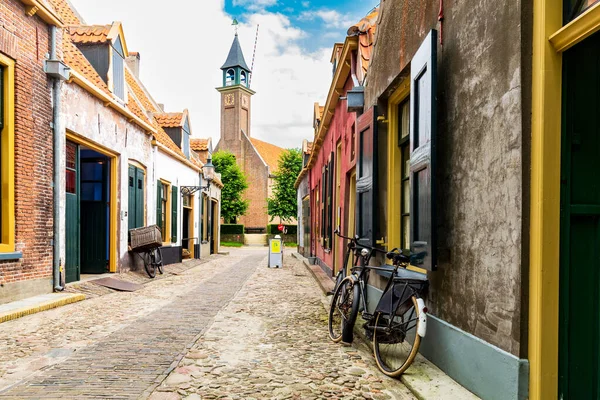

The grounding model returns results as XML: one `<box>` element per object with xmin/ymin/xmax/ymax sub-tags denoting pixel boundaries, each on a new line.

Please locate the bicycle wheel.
<box><xmin>328</xmin><ymin>277</ymin><xmax>355</xmax><ymax>342</ymax></box>
<box><xmin>153</xmin><ymin>248</ymin><xmax>164</xmax><ymax>275</ymax></box>
<box><xmin>341</xmin><ymin>277</ymin><xmax>360</xmax><ymax>344</ymax></box>
<box><xmin>372</xmin><ymin>296</ymin><xmax>422</xmax><ymax>377</ymax></box>
<box><xmin>143</xmin><ymin>251</ymin><xmax>156</xmax><ymax>278</ymax></box>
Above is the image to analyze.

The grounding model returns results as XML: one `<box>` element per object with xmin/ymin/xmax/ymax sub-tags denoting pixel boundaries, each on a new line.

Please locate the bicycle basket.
<box><xmin>129</xmin><ymin>225</ymin><xmax>162</xmax><ymax>251</ymax></box>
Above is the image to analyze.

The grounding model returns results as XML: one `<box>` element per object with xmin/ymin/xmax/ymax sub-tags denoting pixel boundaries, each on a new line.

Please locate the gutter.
<box><xmin>68</xmin><ymin>70</ymin><xmax>157</xmax><ymax>134</ymax></box>
<box><xmin>47</xmin><ymin>26</ymin><xmax>67</xmax><ymax>291</ymax></box>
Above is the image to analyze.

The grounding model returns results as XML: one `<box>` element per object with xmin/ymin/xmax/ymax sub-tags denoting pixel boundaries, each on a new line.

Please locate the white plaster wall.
<box><xmin>155</xmin><ymin>150</ymin><xmax>201</xmax><ymax>250</ymax></box>
<box><xmin>59</xmin><ymin>83</ymin><xmax>154</xmax><ymax>272</ymax></box>
<box><xmin>199</xmin><ymin>178</ymin><xmax>221</xmax><ymax>258</ymax></box>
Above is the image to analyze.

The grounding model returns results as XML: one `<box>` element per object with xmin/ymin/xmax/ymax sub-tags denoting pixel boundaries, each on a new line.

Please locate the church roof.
<box><xmin>250</xmin><ymin>137</ymin><xmax>285</xmax><ymax>173</ymax></box>
<box><xmin>221</xmin><ymin>34</ymin><xmax>250</xmax><ymax>71</ymax></box>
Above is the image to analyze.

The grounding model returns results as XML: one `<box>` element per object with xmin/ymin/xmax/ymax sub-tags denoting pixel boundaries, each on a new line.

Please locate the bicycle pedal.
<box><xmin>362</xmin><ymin>313</ymin><xmax>374</xmax><ymax>321</ymax></box>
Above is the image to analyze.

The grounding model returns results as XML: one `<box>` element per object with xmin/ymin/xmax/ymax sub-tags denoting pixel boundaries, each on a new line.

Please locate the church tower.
<box><xmin>217</xmin><ymin>33</ymin><xmax>256</xmax><ymax>161</ymax></box>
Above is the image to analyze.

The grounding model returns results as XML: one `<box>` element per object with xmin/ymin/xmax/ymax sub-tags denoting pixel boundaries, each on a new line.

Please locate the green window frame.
<box><xmin>171</xmin><ymin>186</ymin><xmax>178</xmax><ymax>243</ymax></box>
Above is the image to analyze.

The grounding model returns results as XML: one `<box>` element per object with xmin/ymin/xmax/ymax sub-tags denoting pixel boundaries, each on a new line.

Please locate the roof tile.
<box><xmin>190</xmin><ymin>139</ymin><xmax>209</xmax><ymax>151</ymax></box>
<box><xmin>155</xmin><ymin>113</ymin><xmax>184</xmax><ymax>128</ymax></box>
<box><xmin>69</xmin><ymin>25</ymin><xmax>111</xmax><ymax>44</ymax></box>
<box><xmin>250</xmin><ymin>137</ymin><xmax>285</xmax><ymax>173</ymax></box>
<box><xmin>48</xmin><ymin>0</ymin><xmax>81</xmax><ymax>24</ymax></box>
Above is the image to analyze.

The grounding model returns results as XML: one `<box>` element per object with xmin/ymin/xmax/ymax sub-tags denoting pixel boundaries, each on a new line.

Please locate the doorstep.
<box><xmin>292</xmin><ymin>252</ymin><xmax>335</xmax><ymax>294</ymax></box>
<box><xmin>0</xmin><ymin>292</ymin><xmax>86</xmax><ymax>324</ymax></box>
<box><xmin>295</xmin><ymin>251</ymin><xmax>479</xmax><ymax>400</ymax></box>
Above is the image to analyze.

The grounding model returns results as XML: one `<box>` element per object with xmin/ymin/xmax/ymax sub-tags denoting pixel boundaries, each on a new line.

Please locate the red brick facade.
<box><xmin>0</xmin><ymin>0</ymin><xmax>55</xmax><ymax>302</ymax></box>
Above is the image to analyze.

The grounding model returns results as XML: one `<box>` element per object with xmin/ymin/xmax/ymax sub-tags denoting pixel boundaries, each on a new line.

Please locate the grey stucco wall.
<box><xmin>365</xmin><ymin>0</ymin><xmax>527</xmax><ymax>356</ymax></box>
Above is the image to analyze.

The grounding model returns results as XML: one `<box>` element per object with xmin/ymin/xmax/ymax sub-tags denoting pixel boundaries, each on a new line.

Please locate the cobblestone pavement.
<box><xmin>0</xmin><ymin>248</ymin><xmax>416</xmax><ymax>399</ymax></box>
<box><xmin>149</xmin><ymin>252</ymin><xmax>416</xmax><ymax>400</ymax></box>
<box><xmin>0</xmin><ymin>250</ymin><xmax>260</xmax><ymax>398</ymax></box>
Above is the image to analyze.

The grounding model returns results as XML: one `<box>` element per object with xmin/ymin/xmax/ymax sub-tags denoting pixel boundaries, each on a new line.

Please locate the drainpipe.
<box><xmin>45</xmin><ymin>26</ymin><xmax>69</xmax><ymax>291</ymax></box>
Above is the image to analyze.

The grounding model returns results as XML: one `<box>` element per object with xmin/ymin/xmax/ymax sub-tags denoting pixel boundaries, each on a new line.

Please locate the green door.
<box><xmin>80</xmin><ymin>158</ymin><xmax>108</xmax><ymax>274</ymax></box>
<box><xmin>65</xmin><ymin>141</ymin><xmax>80</xmax><ymax>283</ymax></box>
<box><xmin>128</xmin><ymin>165</ymin><xmax>145</xmax><ymax>230</ymax></box>
<box><xmin>560</xmin><ymin>30</ymin><xmax>600</xmax><ymax>399</ymax></box>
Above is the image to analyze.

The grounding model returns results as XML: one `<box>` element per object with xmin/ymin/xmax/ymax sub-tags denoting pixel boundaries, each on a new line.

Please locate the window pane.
<box><xmin>566</xmin><ymin>0</ymin><xmax>599</xmax><ymax>21</ymax></box>
<box><xmin>81</xmin><ymin>162</ymin><xmax>103</xmax><ymax>181</ymax></box>
<box><xmin>402</xmin><ymin>216</ymin><xmax>410</xmax><ymax>249</ymax></box>
<box><xmin>66</xmin><ymin>170</ymin><xmax>76</xmax><ymax>194</ymax></box>
<box><xmin>400</xmin><ymin>101</ymin><xmax>410</xmax><ymax>139</ymax></box>
<box><xmin>66</xmin><ymin>142</ymin><xmax>76</xmax><ymax>170</ymax></box>
<box><xmin>402</xmin><ymin>181</ymin><xmax>410</xmax><ymax>214</ymax></box>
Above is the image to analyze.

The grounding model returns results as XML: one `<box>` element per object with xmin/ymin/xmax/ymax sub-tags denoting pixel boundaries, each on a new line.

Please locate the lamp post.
<box><xmin>201</xmin><ymin>157</ymin><xmax>215</xmax><ymax>191</ymax></box>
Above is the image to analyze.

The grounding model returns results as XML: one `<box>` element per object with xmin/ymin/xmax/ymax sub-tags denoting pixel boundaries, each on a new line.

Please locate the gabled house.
<box><xmin>295</xmin><ymin>9</ymin><xmax>377</xmax><ymax>276</ymax></box>
<box><xmin>48</xmin><ymin>0</ymin><xmax>222</xmax><ymax>283</ymax></box>
<box><xmin>191</xmin><ymin>138</ymin><xmax>212</xmax><ymax>164</ymax></box>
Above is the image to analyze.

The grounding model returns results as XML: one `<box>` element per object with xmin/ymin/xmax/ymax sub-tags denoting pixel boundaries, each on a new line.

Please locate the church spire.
<box><xmin>221</xmin><ymin>33</ymin><xmax>250</xmax><ymax>72</ymax></box>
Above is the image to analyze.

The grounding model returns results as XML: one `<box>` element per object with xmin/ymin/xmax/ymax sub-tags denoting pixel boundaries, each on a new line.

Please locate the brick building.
<box><xmin>215</xmin><ymin>33</ymin><xmax>284</xmax><ymax>230</ymax></box>
<box><xmin>0</xmin><ymin>0</ymin><xmax>62</xmax><ymax>304</ymax></box>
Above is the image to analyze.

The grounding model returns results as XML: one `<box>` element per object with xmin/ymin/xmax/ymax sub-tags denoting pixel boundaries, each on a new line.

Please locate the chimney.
<box><xmin>126</xmin><ymin>52</ymin><xmax>140</xmax><ymax>78</ymax></box>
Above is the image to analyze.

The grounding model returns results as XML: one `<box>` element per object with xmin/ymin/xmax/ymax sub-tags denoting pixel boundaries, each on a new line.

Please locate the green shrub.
<box><xmin>267</xmin><ymin>224</ymin><xmax>297</xmax><ymax>235</ymax></box>
<box><xmin>221</xmin><ymin>224</ymin><xmax>244</xmax><ymax>235</ymax></box>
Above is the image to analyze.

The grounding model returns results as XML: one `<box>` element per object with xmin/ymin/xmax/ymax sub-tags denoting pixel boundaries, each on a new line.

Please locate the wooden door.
<box><xmin>560</xmin><ymin>30</ymin><xmax>600</xmax><ymax>399</ymax></box>
<box><xmin>65</xmin><ymin>141</ymin><xmax>80</xmax><ymax>283</ymax></box>
<box><xmin>80</xmin><ymin>158</ymin><xmax>108</xmax><ymax>274</ymax></box>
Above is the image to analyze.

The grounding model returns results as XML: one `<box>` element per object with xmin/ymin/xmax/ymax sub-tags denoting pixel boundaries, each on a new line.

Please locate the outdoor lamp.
<box><xmin>201</xmin><ymin>157</ymin><xmax>215</xmax><ymax>190</ymax></box>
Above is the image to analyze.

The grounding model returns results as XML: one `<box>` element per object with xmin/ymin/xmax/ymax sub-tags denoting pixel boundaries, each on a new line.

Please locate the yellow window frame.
<box><xmin>159</xmin><ymin>179</ymin><xmax>171</xmax><ymax>244</ymax></box>
<box><xmin>0</xmin><ymin>54</ymin><xmax>15</xmax><ymax>253</ymax></box>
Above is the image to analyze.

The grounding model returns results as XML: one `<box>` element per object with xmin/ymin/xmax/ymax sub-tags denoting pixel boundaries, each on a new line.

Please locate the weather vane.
<box><xmin>232</xmin><ymin>18</ymin><xmax>239</xmax><ymax>35</ymax></box>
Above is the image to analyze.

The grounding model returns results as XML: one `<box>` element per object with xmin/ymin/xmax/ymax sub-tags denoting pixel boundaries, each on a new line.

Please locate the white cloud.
<box><xmin>68</xmin><ymin>0</ymin><xmax>332</xmax><ymax>149</ymax></box>
<box><xmin>301</xmin><ymin>1</ymin><xmax>310</xmax><ymax>7</ymax></box>
<box><xmin>298</xmin><ymin>8</ymin><xmax>356</xmax><ymax>29</ymax></box>
<box><xmin>232</xmin><ymin>0</ymin><xmax>277</xmax><ymax>12</ymax></box>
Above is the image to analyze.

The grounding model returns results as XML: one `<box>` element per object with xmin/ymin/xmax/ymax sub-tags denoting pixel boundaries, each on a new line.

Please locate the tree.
<box><xmin>268</xmin><ymin>148</ymin><xmax>303</xmax><ymax>222</ymax></box>
<box><xmin>212</xmin><ymin>150</ymin><xmax>249</xmax><ymax>223</ymax></box>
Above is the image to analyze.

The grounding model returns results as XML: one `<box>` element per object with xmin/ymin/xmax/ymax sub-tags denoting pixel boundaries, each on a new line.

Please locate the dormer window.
<box><xmin>111</xmin><ymin>36</ymin><xmax>125</xmax><ymax>100</ymax></box>
<box><xmin>226</xmin><ymin>69</ymin><xmax>235</xmax><ymax>86</ymax></box>
<box><xmin>240</xmin><ymin>71</ymin><xmax>247</xmax><ymax>87</ymax></box>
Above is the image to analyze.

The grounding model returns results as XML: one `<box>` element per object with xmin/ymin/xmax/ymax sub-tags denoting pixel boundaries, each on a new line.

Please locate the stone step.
<box><xmin>244</xmin><ymin>234</ymin><xmax>268</xmax><ymax>246</ymax></box>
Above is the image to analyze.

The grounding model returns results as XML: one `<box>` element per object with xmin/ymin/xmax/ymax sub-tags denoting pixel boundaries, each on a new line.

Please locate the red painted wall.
<box><xmin>309</xmin><ymin>75</ymin><xmax>357</xmax><ymax>273</ymax></box>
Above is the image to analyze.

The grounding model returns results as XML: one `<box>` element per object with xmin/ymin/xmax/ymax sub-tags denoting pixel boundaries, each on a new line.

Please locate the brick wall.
<box><xmin>0</xmin><ymin>1</ymin><xmax>54</xmax><ymax>297</ymax></box>
<box><xmin>239</xmin><ymin>136</ymin><xmax>269</xmax><ymax>229</ymax></box>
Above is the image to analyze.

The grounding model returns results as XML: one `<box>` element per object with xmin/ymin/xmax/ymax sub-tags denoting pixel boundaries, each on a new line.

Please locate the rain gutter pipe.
<box><xmin>50</xmin><ymin>25</ymin><xmax>64</xmax><ymax>291</ymax></box>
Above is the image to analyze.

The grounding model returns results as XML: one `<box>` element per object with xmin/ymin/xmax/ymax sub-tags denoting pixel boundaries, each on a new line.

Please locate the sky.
<box><xmin>67</xmin><ymin>0</ymin><xmax>377</xmax><ymax>150</ymax></box>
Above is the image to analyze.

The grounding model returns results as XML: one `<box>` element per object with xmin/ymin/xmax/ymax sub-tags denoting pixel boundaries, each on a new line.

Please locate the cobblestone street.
<box><xmin>0</xmin><ymin>249</ymin><xmax>415</xmax><ymax>399</ymax></box>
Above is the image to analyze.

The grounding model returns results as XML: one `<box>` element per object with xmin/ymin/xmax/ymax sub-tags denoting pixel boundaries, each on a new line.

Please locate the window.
<box><xmin>171</xmin><ymin>187</ymin><xmax>178</xmax><ymax>243</ymax></box>
<box><xmin>320</xmin><ymin>154</ymin><xmax>334</xmax><ymax>250</ymax></box>
<box><xmin>156</xmin><ymin>180</ymin><xmax>171</xmax><ymax>242</ymax></box>
<box><xmin>240</xmin><ymin>71</ymin><xmax>247</xmax><ymax>87</ymax></box>
<box><xmin>0</xmin><ymin>55</ymin><xmax>14</xmax><ymax>253</ymax></box>
<box><xmin>66</xmin><ymin>142</ymin><xmax>77</xmax><ymax>194</ymax></box>
<box><xmin>128</xmin><ymin>164</ymin><xmax>145</xmax><ymax>230</ymax></box>
<box><xmin>226</xmin><ymin>69</ymin><xmax>235</xmax><ymax>86</ymax></box>
<box><xmin>111</xmin><ymin>37</ymin><xmax>125</xmax><ymax>100</ymax></box>
<box><xmin>398</xmin><ymin>100</ymin><xmax>410</xmax><ymax>250</ymax></box>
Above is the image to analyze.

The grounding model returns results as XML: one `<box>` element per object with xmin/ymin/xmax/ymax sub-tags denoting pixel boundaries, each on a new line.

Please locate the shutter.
<box><xmin>409</xmin><ymin>29</ymin><xmax>437</xmax><ymax>271</ymax></box>
<box><xmin>355</xmin><ymin>105</ymin><xmax>378</xmax><ymax>247</ymax></box>
<box><xmin>156</xmin><ymin>180</ymin><xmax>162</xmax><ymax>234</ymax></box>
<box><xmin>135</xmin><ymin>168</ymin><xmax>144</xmax><ymax>227</ymax></box>
<box><xmin>171</xmin><ymin>186</ymin><xmax>178</xmax><ymax>243</ymax></box>
<box><xmin>128</xmin><ymin>165</ymin><xmax>135</xmax><ymax>230</ymax></box>
<box><xmin>327</xmin><ymin>153</ymin><xmax>334</xmax><ymax>247</ymax></box>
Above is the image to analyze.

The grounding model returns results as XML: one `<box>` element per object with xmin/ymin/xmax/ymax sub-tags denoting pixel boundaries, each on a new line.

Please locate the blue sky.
<box><xmin>225</xmin><ymin>0</ymin><xmax>378</xmax><ymax>52</ymax></box>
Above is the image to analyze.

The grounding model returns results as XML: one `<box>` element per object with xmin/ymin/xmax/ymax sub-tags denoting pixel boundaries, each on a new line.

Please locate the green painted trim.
<box><xmin>364</xmin><ymin>284</ymin><xmax>528</xmax><ymax>400</ymax></box>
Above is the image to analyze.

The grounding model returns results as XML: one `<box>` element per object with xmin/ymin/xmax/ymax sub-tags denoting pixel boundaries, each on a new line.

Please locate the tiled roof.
<box><xmin>190</xmin><ymin>139</ymin><xmax>209</xmax><ymax>151</ymax></box>
<box><xmin>155</xmin><ymin>113</ymin><xmax>184</xmax><ymax>128</ymax></box>
<box><xmin>348</xmin><ymin>8</ymin><xmax>378</xmax><ymax>78</ymax></box>
<box><xmin>305</xmin><ymin>142</ymin><xmax>313</xmax><ymax>155</ymax></box>
<box><xmin>250</xmin><ymin>137</ymin><xmax>285</xmax><ymax>173</ymax></box>
<box><xmin>69</xmin><ymin>25</ymin><xmax>111</xmax><ymax>44</ymax></box>
<box><xmin>63</xmin><ymin>38</ymin><xmax>111</xmax><ymax>96</ymax></box>
<box><xmin>49</xmin><ymin>0</ymin><xmax>81</xmax><ymax>24</ymax></box>
<box><xmin>125</xmin><ymin>69</ymin><xmax>160</xmax><ymax>113</ymax></box>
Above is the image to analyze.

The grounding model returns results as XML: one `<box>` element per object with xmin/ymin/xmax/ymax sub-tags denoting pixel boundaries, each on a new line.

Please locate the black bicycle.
<box><xmin>330</xmin><ymin>242</ymin><xmax>429</xmax><ymax>377</ymax></box>
<box><xmin>328</xmin><ymin>230</ymin><xmax>374</xmax><ymax>343</ymax></box>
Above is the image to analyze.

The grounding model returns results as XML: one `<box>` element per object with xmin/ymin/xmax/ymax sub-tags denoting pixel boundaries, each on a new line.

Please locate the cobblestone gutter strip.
<box><xmin>0</xmin><ymin>293</ymin><xmax>85</xmax><ymax>324</ymax></box>
<box><xmin>291</xmin><ymin>251</ymin><xmax>334</xmax><ymax>294</ymax></box>
<box><xmin>295</xmin><ymin>251</ymin><xmax>479</xmax><ymax>400</ymax></box>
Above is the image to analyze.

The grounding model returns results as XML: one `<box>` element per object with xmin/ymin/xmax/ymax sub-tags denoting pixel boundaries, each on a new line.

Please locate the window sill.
<box><xmin>0</xmin><ymin>251</ymin><xmax>22</xmax><ymax>261</ymax></box>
